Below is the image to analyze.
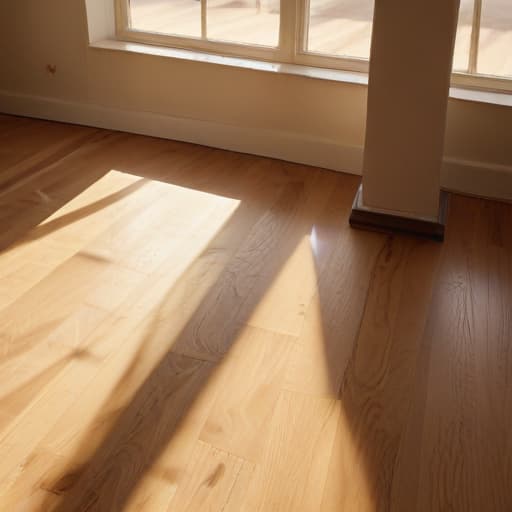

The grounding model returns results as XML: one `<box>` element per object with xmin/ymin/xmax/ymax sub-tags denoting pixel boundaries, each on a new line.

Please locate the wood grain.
<box><xmin>234</xmin><ymin>390</ymin><xmax>341</xmax><ymax>512</ymax></box>
<box><xmin>320</xmin><ymin>236</ymin><xmax>442</xmax><ymax>511</ymax></box>
<box><xmin>166</xmin><ymin>441</ymin><xmax>254</xmax><ymax>512</ymax></box>
<box><xmin>390</xmin><ymin>196</ymin><xmax>512</xmax><ymax>512</ymax></box>
<box><xmin>0</xmin><ymin>116</ymin><xmax>511</xmax><ymax>511</ymax></box>
<box><xmin>199</xmin><ymin>325</ymin><xmax>295</xmax><ymax>462</ymax></box>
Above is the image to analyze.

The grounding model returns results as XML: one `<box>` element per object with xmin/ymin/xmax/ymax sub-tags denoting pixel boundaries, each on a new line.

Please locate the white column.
<box><xmin>362</xmin><ymin>0</ymin><xmax>460</xmax><ymax>220</ymax></box>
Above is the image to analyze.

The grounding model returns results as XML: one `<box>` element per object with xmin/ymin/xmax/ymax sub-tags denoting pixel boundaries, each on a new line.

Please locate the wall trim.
<box><xmin>0</xmin><ymin>90</ymin><xmax>364</xmax><ymax>175</ymax></box>
<box><xmin>441</xmin><ymin>157</ymin><xmax>512</xmax><ymax>203</ymax></box>
<box><xmin>1</xmin><ymin>90</ymin><xmax>511</xmax><ymax>202</ymax></box>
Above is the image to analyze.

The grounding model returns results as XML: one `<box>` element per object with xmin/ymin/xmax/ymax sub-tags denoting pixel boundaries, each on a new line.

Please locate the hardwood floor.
<box><xmin>0</xmin><ymin>114</ymin><xmax>511</xmax><ymax>511</ymax></box>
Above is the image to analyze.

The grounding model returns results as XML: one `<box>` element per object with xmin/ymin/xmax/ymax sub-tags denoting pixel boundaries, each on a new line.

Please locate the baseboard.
<box><xmin>0</xmin><ymin>90</ymin><xmax>363</xmax><ymax>175</ymax></box>
<box><xmin>441</xmin><ymin>157</ymin><xmax>512</xmax><ymax>203</ymax></box>
<box><xmin>1</xmin><ymin>90</ymin><xmax>511</xmax><ymax>203</ymax></box>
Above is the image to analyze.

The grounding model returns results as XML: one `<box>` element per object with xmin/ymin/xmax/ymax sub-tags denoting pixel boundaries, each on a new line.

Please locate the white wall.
<box><xmin>1</xmin><ymin>1</ymin><xmax>511</xmax><ymax>201</ymax></box>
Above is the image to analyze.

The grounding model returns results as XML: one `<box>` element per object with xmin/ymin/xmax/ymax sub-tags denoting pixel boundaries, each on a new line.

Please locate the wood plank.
<box><xmin>391</xmin><ymin>195</ymin><xmax>512</xmax><ymax>512</ymax></box>
<box><xmin>165</xmin><ymin>441</ymin><xmax>254</xmax><ymax>512</ymax></box>
<box><xmin>285</xmin><ymin>226</ymin><xmax>385</xmax><ymax>398</ymax></box>
<box><xmin>171</xmin><ymin>170</ymin><xmax>340</xmax><ymax>361</ymax></box>
<box><xmin>0</xmin><ymin>119</ymin><xmax>94</xmax><ymax>187</ymax></box>
<box><xmin>199</xmin><ymin>325</ymin><xmax>295</xmax><ymax>462</ymax></box>
<box><xmin>320</xmin><ymin>236</ymin><xmax>442</xmax><ymax>511</ymax></box>
<box><xmin>0</xmin><ymin>182</ymin><xmax>244</xmax><ymax>425</ymax></box>
<box><xmin>0</xmin><ymin>152</ymin><xmax>279</xmax><ymax>504</ymax></box>
<box><xmin>0</xmin><ymin>117</ymin><xmax>511</xmax><ymax>511</ymax></box>
<box><xmin>0</xmin><ymin>132</ymin><xmax>130</xmax><ymax>253</ymax></box>
<box><xmin>0</xmin><ymin>353</ymin><xmax>217</xmax><ymax>512</ymax></box>
<box><xmin>0</xmin><ymin>128</ymin><xmax>99</xmax><ymax>197</ymax></box>
<box><xmin>246</xmin><ymin>177</ymin><xmax>358</xmax><ymax>336</ymax></box>
<box><xmin>49</xmin><ymin>354</ymin><xmax>214</xmax><ymax>512</ymax></box>
<box><xmin>0</xmin><ymin>114</ymin><xmax>29</xmax><ymax>133</ymax></box>
<box><xmin>229</xmin><ymin>390</ymin><xmax>340</xmax><ymax>512</ymax></box>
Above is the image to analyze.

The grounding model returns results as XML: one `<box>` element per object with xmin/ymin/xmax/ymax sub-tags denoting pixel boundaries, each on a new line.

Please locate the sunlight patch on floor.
<box><xmin>0</xmin><ymin>170</ymin><xmax>242</xmax><ymax>510</ymax></box>
<box><xmin>247</xmin><ymin>235</ymin><xmax>319</xmax><ymax>337</ymax></box>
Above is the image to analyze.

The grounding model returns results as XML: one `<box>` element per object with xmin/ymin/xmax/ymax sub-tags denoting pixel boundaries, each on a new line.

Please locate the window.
<box><xmin>115</xmin><ymin>0</ymin><xmax>373</xmax><ymax>69</ymax></box>
<box><xmin>116</xmin><ymin>0</ymin><xmax>512</xmax><ymax>91</ymax></box>
<box><xmin>452</xmin><ymin>0</ymin><xmax>512</xmax><ymax>90</ymax></box>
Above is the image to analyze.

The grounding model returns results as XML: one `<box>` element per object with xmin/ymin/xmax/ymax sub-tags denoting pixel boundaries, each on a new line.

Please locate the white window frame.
<box><xmin>115</xmin><ymin>0</ymin><xmax>372</xmax><ymax>71</ymax></box>
<box><xmin>450</xmin><ymin>0</ymin><xmax>512</xmax><ymax>93</ymax></box>
<box><xmin>115</xmin><ymin>0</ymin><xmax>292</xmax><ymax>62</ymax></box>
<box><xmin>115</xmin><ymin>0</ymin><xmax>511</xmax><ymax>93</ymax></box>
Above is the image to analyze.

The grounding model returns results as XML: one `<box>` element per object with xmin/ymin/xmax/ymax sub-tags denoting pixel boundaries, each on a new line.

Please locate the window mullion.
<box><xmin>469</xmin><ymin>0</ymin><xmax>482</xmax><ymax>74</ymax></box>
<box><xmin>279</xmin><ymin>0</ymin><xmax>299</xmax><ymax>62</ymax></box>
<box><xmin>116</xmin><ymin>0</ymin><xmax>131</xmax><ymax>34</ymax></box>
<box><xmin>299</xmin><ymin>0</ymin><xmax>310</xmax><ymax>54</ymax></box>
<box><xmin>201</xmin><ymin>0</ymin><xmax>208</xmax><ymax>39</ymax></box>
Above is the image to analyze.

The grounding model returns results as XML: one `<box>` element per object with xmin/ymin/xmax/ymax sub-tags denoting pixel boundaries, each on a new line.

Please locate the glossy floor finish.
<box><xmin>0</xmin><ymin>115</ymin><xmax>511</xmax><ymax>511</ymax></box>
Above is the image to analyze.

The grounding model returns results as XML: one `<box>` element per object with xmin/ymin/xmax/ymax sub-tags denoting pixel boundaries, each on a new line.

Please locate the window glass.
<box><xmin>306</xmin><ymin>0</ymin><xmax>374</xmax><ymax>60</ymax></box>
<box><xmin>129</xmin><ymin>0</ymin><xmax>201</xmax><ymax>38</ymax></box>
<box><xmin>453</xmin><ymin>0</ymin><xmax>474</xmax><ymax>72</ymax></box>
<box><xmin>207</xmin><ymin>0</ymin><xmax>280</xmax><ymax>47</ymax></box>
<box><xmin>128</xmin><ymin>0</ymin><xmax>280</xmax><ymax>46</ymax></box>
<box><xmin>478</xmin><ymin>0</ymin><xmax>512</xmax><ymax>77</ymax></box>
<box><xmin>123</xmin><ymin>0</ymin><xmax>512</xmax><ymax>87</ymax></box>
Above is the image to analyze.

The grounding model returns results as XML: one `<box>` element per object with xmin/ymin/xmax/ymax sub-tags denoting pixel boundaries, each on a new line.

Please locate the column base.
<box><xmin>349</xmin><ymin>185</ymin><xmax>449</xmax><ymax>242</ymax></box>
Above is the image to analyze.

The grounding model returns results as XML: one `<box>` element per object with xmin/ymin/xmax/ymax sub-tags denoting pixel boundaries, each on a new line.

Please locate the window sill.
<box><xmin>90</xmin><ymin>40</ymin><xmax>512</xmax><ymax>107</ymax></box>
<box><xmin>90</xmin><ymin>39</ymin><xmax>369</xmax><ymax>85</ymax></box>
<box><xmin>449</xmin><ymin>86</ymin><xmax>512</xmax><ymax>108</ymax></box>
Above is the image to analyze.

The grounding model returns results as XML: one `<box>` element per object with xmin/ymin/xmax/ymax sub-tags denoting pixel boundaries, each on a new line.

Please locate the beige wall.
<box><xmin>1</xmin><ymin>1</ymin><xmax>511</xmax><ymax>189</ymax></box>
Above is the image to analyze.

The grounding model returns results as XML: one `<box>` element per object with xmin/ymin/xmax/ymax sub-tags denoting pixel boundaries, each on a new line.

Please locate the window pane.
<box><xmin>207</xmin><ymin>0</ymin><xmax>280</xmax><ymax>47</ymax></box>
<box><xmin>306</xmin><ymin>0</ymin><xmax>374</xmax><ymax>59</ymax></box>
<box><xmin>452</xmin><ymin>0</ymin><xmax>474</xmax><ymax>72</ymax></box>
<box><xmin>478</xmin><ymin>0</ymin><xmax>512</xmax><ymax>77</ymax></box>
<box><xmin>129</xmin><ymin>0</ymin><xmax>201</xmax><ymax>38</ymax></box>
